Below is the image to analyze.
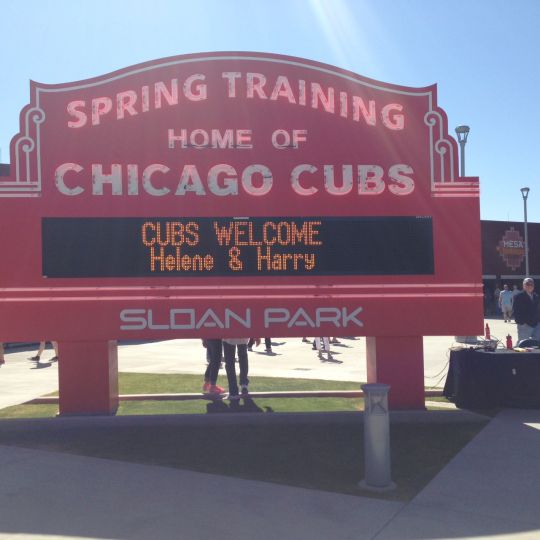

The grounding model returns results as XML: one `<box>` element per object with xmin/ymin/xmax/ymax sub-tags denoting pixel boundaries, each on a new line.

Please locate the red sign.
<box><xmin>0</xmin><ymin>52</ymin><xmax>482</xmax><ymax>341</ymax></box>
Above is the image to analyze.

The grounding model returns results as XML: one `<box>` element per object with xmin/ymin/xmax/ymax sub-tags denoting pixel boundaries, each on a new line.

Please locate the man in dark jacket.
<box><xmin>513</xmin><ymin>278</ymin><xmax>540</xmax><ymax>342</ymax></box>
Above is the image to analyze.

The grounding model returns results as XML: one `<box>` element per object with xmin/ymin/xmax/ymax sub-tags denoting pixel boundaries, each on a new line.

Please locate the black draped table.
<box><xmin>443</xmin><ymin>348</ymin><xmax>540</xmax><ymax>409</ymax></box>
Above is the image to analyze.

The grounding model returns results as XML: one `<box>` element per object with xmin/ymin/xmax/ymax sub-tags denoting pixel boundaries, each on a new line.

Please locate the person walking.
<box><xmin>223</xmin><ymin>337</ymin><xmax>260</xmax><ymax>400</ymax></box>
<box><xmin>499</xmin><ymin>284</ymin><xmax>514</xmax><ymax>322</ymax></box>
<box><xmin>513</xmin><ymin>278</ymin><xmax>540</xmax><ymax>342</ymax></box>
<box><xmin>493</xmin><ymin>285</ymin><xmax>501</xmax><ymax>315</ymax></box>
<box><xmin>29</xmin><ymin>341</ymin><xmax>59</xmax><ymax>362</ymax></box>
<box><xmin>263</xmin><ymin>337</ymin><xmax>272</xmax><ymax>354</ymax></box>
<box><xmin>315</xmin><ymin>337</ymin><xmax>333</xmax><ymax>361</ymax></box>
<box><xmin>248</xmin><ymin>337</ymin><xmax>272</xmax><ymax>354</ymax></box>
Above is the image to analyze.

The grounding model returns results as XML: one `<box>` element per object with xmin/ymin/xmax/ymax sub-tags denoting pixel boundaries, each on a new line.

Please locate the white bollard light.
<box><xmin>359</xmin><ymin>383</ymin><xmax>396</xmax><ymax>491</ymax></box>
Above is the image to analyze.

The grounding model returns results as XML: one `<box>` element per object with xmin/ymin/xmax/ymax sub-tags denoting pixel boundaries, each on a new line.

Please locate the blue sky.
<box><xmin>1</xmin><ymin>0</ymin><xmax>539</xmax><ymax>222</ymax></box>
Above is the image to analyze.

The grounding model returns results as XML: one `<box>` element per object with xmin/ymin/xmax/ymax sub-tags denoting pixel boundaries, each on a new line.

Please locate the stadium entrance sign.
<box><xmin>0</xmin><ymin>52</ymin><xmax>482</xmax><ymax>413</ymax></box>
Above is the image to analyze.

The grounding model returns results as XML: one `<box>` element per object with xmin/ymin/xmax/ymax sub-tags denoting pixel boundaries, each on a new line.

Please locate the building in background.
<box><xmin>482</xmin><ymin>220</ymin><xmax>540</xmax><ymax>314</ymax></box>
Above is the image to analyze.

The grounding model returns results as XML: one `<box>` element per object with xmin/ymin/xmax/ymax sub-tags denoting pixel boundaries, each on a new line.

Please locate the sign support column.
<box><xmin>366</xmin><ymin>336</ymin><xmax>425</xmax><ymax>410</ymax></box>
<box><xmin>57</xmin><ymin>341</ymin><xmax>119</xmax><ymax>416</ymax></box>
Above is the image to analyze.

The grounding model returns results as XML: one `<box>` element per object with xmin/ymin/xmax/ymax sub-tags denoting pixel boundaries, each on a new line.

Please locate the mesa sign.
<box><xmin>0</xmin><ymin>52</ymin><xmax>482</xmax><ymax>413</ymax></box>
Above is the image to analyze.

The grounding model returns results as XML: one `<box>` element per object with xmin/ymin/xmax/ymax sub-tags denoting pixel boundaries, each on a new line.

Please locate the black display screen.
<box><xmin>42</xmin><ymin>216</ymin><xmax>434</xmax><ymax>278</ymax></box>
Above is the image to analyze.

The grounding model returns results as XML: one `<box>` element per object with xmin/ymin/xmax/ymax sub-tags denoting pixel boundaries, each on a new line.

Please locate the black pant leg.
<box><xmin>222</xmin><ymin>342</ymin><xmax>239</xmax><ymax>396</ymax></box>
<box><xmin>237</xmin><ymin>344</ymin><xmax>249</xmax><ymax>386</ymax></box>
<box><xmin>205</xmin><ymin>338</ymin><xmax>223</xmax><ymax>384</ymax></box>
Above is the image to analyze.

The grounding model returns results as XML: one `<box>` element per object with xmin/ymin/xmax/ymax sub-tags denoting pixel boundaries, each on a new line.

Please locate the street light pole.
<box><xmin>521</xmin><ymin>187</ymin><xmax>530</xmax><ymax>277</ymax></box>
<box><xmin>454</xmin><ymin>125</ymin><xmax>475</xmax><ymax>343</ymax></box>
<box><xmin>455</xmin><ymin>125</ymin><xmax>470</xmax><ymax>177</ymax></box>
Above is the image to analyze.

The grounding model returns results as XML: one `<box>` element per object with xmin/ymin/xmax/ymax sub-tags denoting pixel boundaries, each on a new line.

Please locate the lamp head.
<box><xmin>521</xmin><ymin>187</ymin><xmax>530</xmax><ymax>200</ymax></box>
<box><xmin>455</xmin><ymin>125</ymin><xmax>470</xmax><ymax>143</ymax></box>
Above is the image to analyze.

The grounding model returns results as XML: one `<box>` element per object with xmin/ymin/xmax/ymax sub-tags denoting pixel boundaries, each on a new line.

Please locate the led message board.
<box><xmin>42</xmin><ymin>216</ymin><xmax>434</xmax><ymax>277</ymax></box>
<box><xmin>0</xmin><ymin>52</ymin><xmax>482</xmax><ymax>342</ymax></box>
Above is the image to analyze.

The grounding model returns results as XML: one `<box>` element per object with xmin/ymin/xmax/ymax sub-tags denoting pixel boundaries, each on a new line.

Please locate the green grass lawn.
<box><xmin>0</xmin><ymin>373</ymin><xmax>365</xmax><ymax>418</ymax></box>
<box><xmin>0</xmin><ymin>372</ymin><xmax>455</xmax><ymax>418</ymax></box>
<box><xmin>0</xmin><ymin>372</ymin><xmax>487</xmax><ymax>501</ymax></box>
<box><xmin>118</xmin><ymin>372</ymin><xmax>363</xmax><ymax>393</ymax></box>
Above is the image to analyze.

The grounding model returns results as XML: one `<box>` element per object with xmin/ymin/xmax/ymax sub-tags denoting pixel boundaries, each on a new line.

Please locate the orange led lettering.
<box><xmin>229</xmin><ymin>247</ymin><xmax>243</xmax><ymax>271</ymax></box>
<box><xmin>185</xmin><ymin>222</ymin><xmax>199</xmax><ymax>245</ymax></box>
<box><xmin>142</xmin><ymin>222</ymin><xmax>156</xmax><ymax>246</ymax></box>
<box><xmin>165</xmin><ymin>255</ymin><xmax>176</xmax><ymax>271</ymax></box>
<box><xmin>256</xmin><ymin>247</ymin><xmax>316</xmax><ymax>272</ymax></box>
<box><xmin>213</xmin><ymin>221</ymin><xmax>234</xmax><ymax>246</ymax></box>
<box><xmin>148</xmin><ymin>245</ymin><xmax>214</xmax><ymax>272</ymax></box>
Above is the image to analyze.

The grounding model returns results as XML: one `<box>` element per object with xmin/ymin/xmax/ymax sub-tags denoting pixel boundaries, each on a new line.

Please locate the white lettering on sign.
<box><xmin>92</xmin><ymin>164</ymin><xmax>123</xmax><ymax>195</ymax></box>
<box><xmin>290</xmin><ymin>164</ymin><xmax>318</xmax><ymax>195</ymax></box>
<box><xmin>271</xmin><ymin>129</ymin><xmax>308</xmax><ymax>149</ymax></box>
<box><xmin>55</xmin><ymin>163</ymin><xmax>84</xmax><ymax>195</ymax></box>
<box><xmin>119</xmin><ymin>306</ymin><xmax>363</xmax><ymax>330</ymax></box>
<box><xmin>290</xmin><ymin>164</ymin><xmax>415</xmax><ymax>196</ymax></box>
<box><xmin>66</xmin><ymin>71</ymin><xmax>405</xmax><ymax>131</ymax></box>
<box><xmin>225</xmin><ymin>73</ymin><xmax>404</xmax><ymax>129</ymax></box>
<box><xmin>120</xmin><ymin>308</ymin><xmax>251</xmax><ymax>330</ymax></box>
<box><xmin>142</xmin><ymin>164</ymin><xmax>171</xmax><ymax>196</ymax></box>
<box><xmin>168</xmin><ymin>128</ymin><xmax>253</xmax><ymax>149</ymax></box>
<box><xmin>502</xmin><ymin>240</ymin><xmax>524</xmax><ymax>248</ymax></box>
<box><xmin>263</xmin><ymin>307</ymin><xmax>363</xmax><ymax>328</ymax></box>
<box><xmin>54</xmin><ymin>162</ymin><xmax>414</xmax><ymax>196</ymax></box>
<box><xmin>91</xmin><ymin>97</ymin><xmax>113</xmax><ymax>126</ymax></box>
<box><xmin>66</xmin><ymin>74</ymin><xmax>208</xmax><ymax>127</ymax></box>
<box><xmin>117</xmin><ymin>90</ymin><xmax>138</xmax><ymax>120</ymax></box>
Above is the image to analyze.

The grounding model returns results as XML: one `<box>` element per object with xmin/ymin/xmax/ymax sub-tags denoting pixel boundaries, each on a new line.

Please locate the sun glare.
<box><xmin>307</xmin><ymin>0</ymin><xmax>381</xmax><ymax>74</ymax></box>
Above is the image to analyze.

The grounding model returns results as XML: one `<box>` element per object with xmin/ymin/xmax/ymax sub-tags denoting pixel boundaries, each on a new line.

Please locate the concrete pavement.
<box><xmin>1</xmin><ymin>318</ymin><xmax>539</xmax><ymax>539</ymax></box>
<box><xmin>0</xmin><ymin>440</ymin><xmax>403</xmax><ymax>540</ymax></box>
<box><xmin>0</xmin><ymin>409</ymin><xmax>539</xmax><ymax>540</ymax></box>
<box><xmin>0</xmin><ymin>346</ymin><xmax>59</xmax><ymax>410</ymax></box>
<box><xmin>375</xmin><ymin>409</ymin><xmax>540</xmax><ymax>540</ymax></box>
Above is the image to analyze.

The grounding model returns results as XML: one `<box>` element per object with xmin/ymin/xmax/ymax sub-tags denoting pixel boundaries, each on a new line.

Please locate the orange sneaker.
<box><xmin>208</xmin><ymin>384</ymin><xmax>225</xmax><ymax>395</ymax></box>
<box><xmin>202</xmin><ymin>382</ymin><xmax>211</xmax><ymax>393</ymax></box>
